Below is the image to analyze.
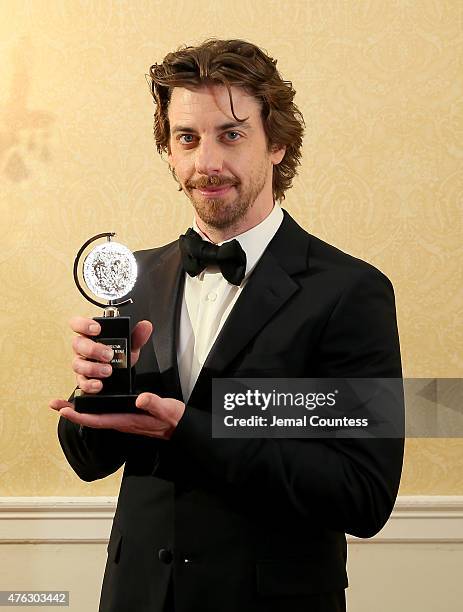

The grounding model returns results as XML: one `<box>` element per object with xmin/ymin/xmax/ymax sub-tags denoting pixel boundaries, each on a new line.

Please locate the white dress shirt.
<box><xmin>177</xmin><ymin>204</ymin><xmax>284</xmax><ymax>402</ymax></box>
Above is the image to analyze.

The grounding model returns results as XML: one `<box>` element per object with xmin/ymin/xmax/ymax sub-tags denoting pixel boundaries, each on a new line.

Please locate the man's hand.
<box><xmin>66</xmin><ymin>316</ymin><xmax>153</xmax><ymax>395</ymax></box>
<box><xmin>50</xmin><ymin>392</ymin><xmax>186</xmax><ymax>440</ymax></box>
<box><xmin>49</xmin><ymin>316</ymin><xmax>186</xmax><ymax>439</ymax></box>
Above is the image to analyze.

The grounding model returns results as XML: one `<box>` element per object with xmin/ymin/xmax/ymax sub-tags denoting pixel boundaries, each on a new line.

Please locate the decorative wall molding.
<box><xmin>350</xmin><ymin>495</ymin><xmax>463</xmax><ymax>543</ymax></box>
<box><xmin>0</xmin><ymin>497</ymin><xmax>115</xmax><ymax>544</ymax></box>
<box><xmin>0</xmin><ymin>496</ymin><xmax>462</xmax><ymax>544</ymax></box>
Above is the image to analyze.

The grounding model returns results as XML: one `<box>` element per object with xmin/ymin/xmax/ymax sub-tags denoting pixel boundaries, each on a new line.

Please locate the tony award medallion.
<box><xmin>73</xmin><ymin>232</ymin><xmax>138</xmax><ymax>414</ymax></box>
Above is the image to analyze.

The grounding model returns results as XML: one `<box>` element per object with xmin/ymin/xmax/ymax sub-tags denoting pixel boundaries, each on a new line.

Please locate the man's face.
<box><xmin>167</xmin><ymin>84</ymin><xmax>285</xmax><ymax>232</ymax></box>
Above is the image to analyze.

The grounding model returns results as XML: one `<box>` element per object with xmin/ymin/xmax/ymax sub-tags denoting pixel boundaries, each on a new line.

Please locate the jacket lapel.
<box><xmin>203</xmin><ymin>250</ymin><xmax>299</xmax><ymax>372</ymax></box>
<box><xmin>148</xmin><ymin>244</ymin><xmax>184</xmax><ymax>400</ymax></box>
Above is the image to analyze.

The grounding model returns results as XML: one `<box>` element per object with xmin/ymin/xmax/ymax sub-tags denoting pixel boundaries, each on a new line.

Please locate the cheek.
<box><xmin>170</xmin><ymin>154</ymin><xmax>192</xmax><ymax>180</ymax></box>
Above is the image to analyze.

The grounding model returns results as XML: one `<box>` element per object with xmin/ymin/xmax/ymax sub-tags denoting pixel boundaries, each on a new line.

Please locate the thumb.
<box><xmin>131</xmin><ymin>320</ymin><xmax>153</xmax><ymax>364</ymax></box>
<box><xmin>136</xmin><ymin>392</ymin><xmax>162</xmax><ymax>414</ymax></box>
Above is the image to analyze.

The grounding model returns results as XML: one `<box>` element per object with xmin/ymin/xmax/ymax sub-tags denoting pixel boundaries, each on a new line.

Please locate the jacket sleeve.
<box><xmin>57</xmin><ymin>385</ymin><xmax>132</xmax><ymax>482</ymax></box>
<box><xmin>57</xmin><ymin>379</ymin><xmax>162</xmax><ymax>482</ymax></box>
<box><xmin>57</xmin><ymin>417</ymin><xmax>131</xmax><ymax>482</ymax></box>
<box><xmin>169</xmin><ymin>267</ymin><xmax>404</xmax><ymax>538</ymax></box>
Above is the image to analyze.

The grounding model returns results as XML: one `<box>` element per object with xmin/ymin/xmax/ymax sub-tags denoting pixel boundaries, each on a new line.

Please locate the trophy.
<box><xmin>73</xmin><ymin>232</ymin><xmax>138</xmax><ymax>414</ymax></box>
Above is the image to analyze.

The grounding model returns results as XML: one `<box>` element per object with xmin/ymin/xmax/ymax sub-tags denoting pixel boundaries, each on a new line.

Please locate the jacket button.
<box><xmin>158</xmin><ymin>548</ymin><xmax>173</xmax><ymax>564</ymax></box>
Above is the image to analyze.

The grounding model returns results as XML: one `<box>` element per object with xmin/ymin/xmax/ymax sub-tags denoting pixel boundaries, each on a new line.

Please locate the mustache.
<box><xmin>185</xmin><ymin>175</ymin><xmax>240</xmax><ymax>190</ymax></box>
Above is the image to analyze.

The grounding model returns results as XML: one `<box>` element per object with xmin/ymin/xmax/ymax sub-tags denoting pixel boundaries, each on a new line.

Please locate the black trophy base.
<box><xmin>74</xmin><ymin>393</ymin><xmax>138</xmax><ymax>414</ymax></box>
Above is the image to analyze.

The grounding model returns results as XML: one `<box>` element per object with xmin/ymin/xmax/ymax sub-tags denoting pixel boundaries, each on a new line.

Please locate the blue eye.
<box><xmin>226</xmin><ymin>131</ymin><xmax>240</xmax><ymax>141</ymax></box>
<box><xmin>179</xmin><ymin>134</ymin><xmax>195</xmax><ymax>144</ymax></box>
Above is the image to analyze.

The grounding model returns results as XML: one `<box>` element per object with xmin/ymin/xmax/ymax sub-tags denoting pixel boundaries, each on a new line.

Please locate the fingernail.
<box><xmin>103</xmin><ymin>349</ymin><xmax>114</xmax><ymax>361</ymax></box>
<box><xmin>89</xmin><ymin>323</ymin><xmax>99</xmax><ymax>334</ymax></box>
<box><xmin>91</xmin><ymin>381</ymin><xmax>101</xmax><ymax>390</ymax></box>
<box><xmin>102</xmin><ymin>365</ymin><xmax>112</xmax><ymax>376</ymax></box>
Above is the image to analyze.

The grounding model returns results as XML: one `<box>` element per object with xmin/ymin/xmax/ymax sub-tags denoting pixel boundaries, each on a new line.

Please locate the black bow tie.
<box><xmin>179</xmin><ymin>228</ymin><xmax>247</xmax><ymax>286</ymax></box>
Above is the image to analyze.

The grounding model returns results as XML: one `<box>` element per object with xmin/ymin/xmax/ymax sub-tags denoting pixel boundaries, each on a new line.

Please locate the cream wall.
<box><xmin>0</xmin><ymin>0</ymin><xmax>461</xmax><ymax>499</ymax></box>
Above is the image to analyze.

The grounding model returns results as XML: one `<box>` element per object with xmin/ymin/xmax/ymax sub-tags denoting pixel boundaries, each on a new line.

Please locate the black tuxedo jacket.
<box><xmin>58</xmin><ymin>209</ymin><xmax>404</xmax><ymax>612</ymax></box>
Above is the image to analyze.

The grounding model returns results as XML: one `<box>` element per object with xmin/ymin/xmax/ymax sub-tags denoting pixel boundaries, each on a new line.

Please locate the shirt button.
<box><xmin>207</xmin><ymin>292</ymin><xmax>217</xmax><ymax>302</ymax></box>
<box><xmin>158</xmin><ymin>548</ymin><xmax>173</xmax><ymax>564</ymax></box>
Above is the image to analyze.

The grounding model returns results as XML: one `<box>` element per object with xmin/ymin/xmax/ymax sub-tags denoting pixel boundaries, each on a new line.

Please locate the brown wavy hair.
<box><xmin>148</xmin><ymin>39</ymin><xmax>304</xmax><ymax>202</ymax></box>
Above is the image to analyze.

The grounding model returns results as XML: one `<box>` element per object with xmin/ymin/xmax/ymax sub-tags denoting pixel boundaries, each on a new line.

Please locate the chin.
<box><xmin>197</xmin><ymin>202</ymin><xmax>250</xmax><ymax>228</ymax></box>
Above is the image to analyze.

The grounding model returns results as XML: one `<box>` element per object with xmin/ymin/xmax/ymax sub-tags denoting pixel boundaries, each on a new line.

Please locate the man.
<box><xmin>51</xmin><ymin>39</ymin><xmax>404</xmax><ymax>612</ymax></box>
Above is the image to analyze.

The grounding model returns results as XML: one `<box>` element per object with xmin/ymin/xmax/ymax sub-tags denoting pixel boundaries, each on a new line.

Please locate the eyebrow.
<box><xmin>171</xmin><ymin>121</ymin><xmax>252</xmax><ymax>135</ymax></box>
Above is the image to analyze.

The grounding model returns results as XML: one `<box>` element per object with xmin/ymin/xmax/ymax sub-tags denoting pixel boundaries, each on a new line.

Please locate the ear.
<box><xmin>270</xmin><ymin>144</ymin><xmax>286</xmax><ymax>165</ymax></box>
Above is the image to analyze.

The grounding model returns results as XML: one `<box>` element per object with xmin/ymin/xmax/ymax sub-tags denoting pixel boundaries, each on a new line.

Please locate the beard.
<box><xmin>181</xmin><ymin>158</ymin><xmax>270</xmax><ymax>230</ymax></box>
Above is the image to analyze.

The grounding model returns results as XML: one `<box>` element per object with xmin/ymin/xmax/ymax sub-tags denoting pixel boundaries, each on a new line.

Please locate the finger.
<box><xmin>69</xmin><ymin>316</ymin><xmax>101</xmax><ymax>336</ymax></box>
<box><xmin>136</xmin><ymin>392</ymin><xmax>162</xmax><ymax>414</ymax></box>
<box><xmin>72</xmin><ymin>356</ymin><xmax>112</xmax><ymax>379</ymax></box>
<box><xmin>49</xmin><ymin>399</ymin><xmax>74</xmax><ymax>411</ymax></box>
<box><xmin>131</xmin><ymin>320</ymin><xmax>153</xmax><ymax>365</ymax></box>
<box><xmin>58</xmin><ymin>406</ymin><xmax>107</xmax><ymax>428</ymax></box>
<box><xmin>59</xmin><ymin>407</ymin><xmax>146</xmax><ymax>432</ymax></box>
<box><xmin>131</xmin><ymin>320</ymin><xmax>153</xmax><ymax>351</ymax></box>
<box><xmin>72</xmin><ymin>336</ymin><xmax>114</xmax><ymax>363</ymax></box>
<box><xmin>76</xmin><ymin>375</ymin><xmax>103</xmax><ymax>394</ymax></box>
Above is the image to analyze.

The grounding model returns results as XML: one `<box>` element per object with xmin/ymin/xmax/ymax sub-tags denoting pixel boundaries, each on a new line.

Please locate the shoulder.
<box><xmin>280</xmin><ymin>209</ymin><xmax>394</xmax><ymax>291</ymax></box>
<box><xmin>309</xmin><ymin>233</ymin><xmax>393</xmax><ymax>289</ymax></box>
<box><xmin>126</xmin><ymin>239</ymin><xmax>179</xmax><ymax>303</ymax></box>
<box><xmin>133</xmin><ymin>240</ymin><xmax>178</xmax><ymax>272</ymax></box>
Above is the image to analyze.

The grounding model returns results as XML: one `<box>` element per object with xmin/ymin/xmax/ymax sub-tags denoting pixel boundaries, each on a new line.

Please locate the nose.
<box><xmin>194</xmin><ymin>138</ymin><xmax>223</xmax><ymax>176</ymax></box>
